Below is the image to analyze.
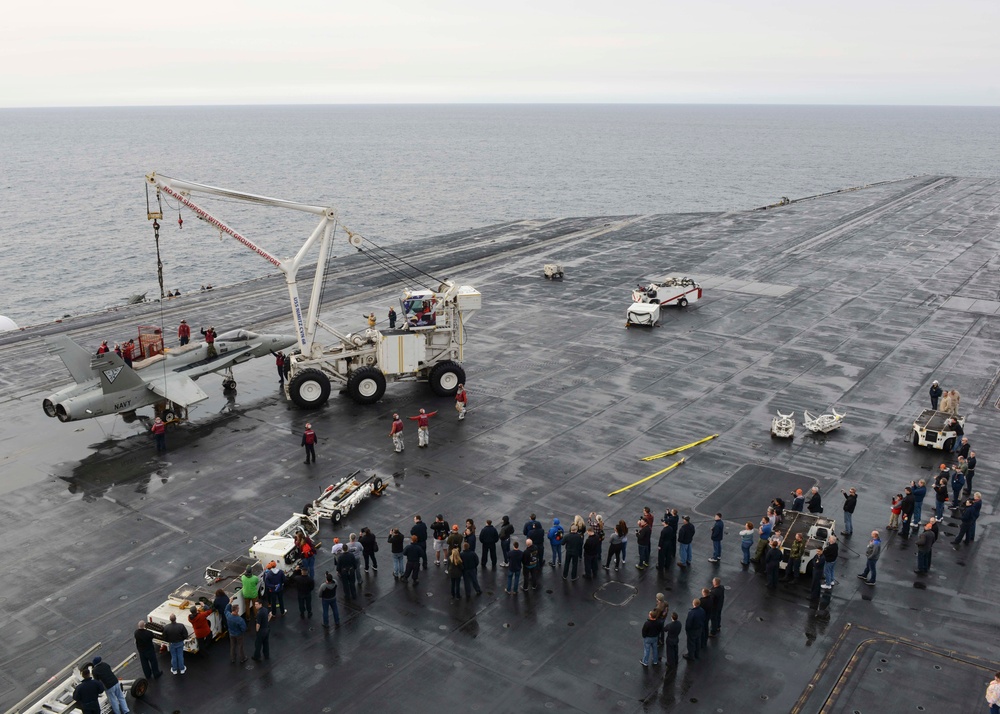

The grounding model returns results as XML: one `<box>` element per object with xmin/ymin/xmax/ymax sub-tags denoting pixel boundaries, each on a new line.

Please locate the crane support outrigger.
<box><xmin>145</xmin><ymin>173</ymin><xmax>481</xmax><ymax>408</ymax></box>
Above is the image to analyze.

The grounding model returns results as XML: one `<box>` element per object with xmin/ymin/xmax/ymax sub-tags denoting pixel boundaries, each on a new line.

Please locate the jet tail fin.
<box><xmin>91</xmin><ymin>352</ymin><xmax>147</xmax><ymax>395</ymax></box>
<box><xmin>44</xmin><ymin>335</ymin><xmax>97</xmax><ymax>384</ymax></box>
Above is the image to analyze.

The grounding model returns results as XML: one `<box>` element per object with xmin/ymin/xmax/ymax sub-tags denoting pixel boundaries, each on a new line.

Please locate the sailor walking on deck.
<box><xmin>408</xmin><ymin>408</ymin><xmax>438</xmax><ymax>447</ymax></box>
<box><xmin>390</xmin><ymin>413</ymin><xmax>405</xmax><ymax>452</ymax></box>
<box><xmin>455</xmin><ymin>384</ymin><xmax>468</xmax><ymax>420</ymax></box>
<box><xmin>302</xmin><ymin>423</ymin><xmax>317</xmax><ymax>464</ymax></box>
<box><xmin>177</xmin><ymin>319</ymin><xmax>190</xmax><ymax>346</ymax></box>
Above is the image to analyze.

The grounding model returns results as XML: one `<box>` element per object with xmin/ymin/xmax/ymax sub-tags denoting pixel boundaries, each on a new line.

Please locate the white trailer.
<box><xmin>912</xmin><ymin>409</ymin><xmax>965</xmax><ymax>450</ymax></box>
<box><xmin>302</xmin><ymin>469</ymin><xmax>388</xmax><ymax>525</ymax></box>
<box><xmin>145</xmin><ymin>173</ymin><xmax>481</xmax><ymax>408</ymax></box>
<box><xmin>6</xmin><ymin>644</ymin><xmax>147</xmax><ymax>714</ymax></box>
<box><xmin>803</xmin><ymin>408</ymin><xmax>845</xmax><ymax>434</ymax></box>
<box><xmin>632</xmin><ymin>276</ymin><xmax>702</xmax><ymax>308</ymax></box>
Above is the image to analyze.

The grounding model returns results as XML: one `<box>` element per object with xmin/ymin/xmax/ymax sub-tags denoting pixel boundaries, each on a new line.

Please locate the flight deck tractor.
<box><xmin>145</xmin><ymin>173</ymin><xmax>480</xmax><ymax>409</ymax></box>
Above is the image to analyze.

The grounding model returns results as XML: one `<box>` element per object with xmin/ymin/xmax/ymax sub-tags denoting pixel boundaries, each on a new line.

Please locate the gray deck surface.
<box><xmin>1</xmin><ymin>175</ymin><xmax>999</xmax><ymax>712</ymax></box>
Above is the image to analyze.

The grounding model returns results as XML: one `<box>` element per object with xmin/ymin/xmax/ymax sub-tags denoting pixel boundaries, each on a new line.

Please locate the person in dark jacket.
<box><xmin>226</xmin><ymin>603</ymin><xmax>248</xmax><ymax>663</ymax></box>
<box><xmin>263</xmin><ymin>562</ymin><xmax>286</xmax><ymax>615</ymax></box>
<box><xmin>318</xmin><ymin>572</ymin><xmax>340</xmax><ymax>627</ymax></box>
<box><xmin>951</xmin><ymin>467</ymin><xmax>966</xmax><ymax>507</ymax></box>
<box><xmin>448</xmin><ymin>546</ymin><xmax>464</xmax><ymax>599</ymax></box>
<box><xmin>969</xmin><ymin>492</ymin><xmax>983</xmax><ymax>542</ymax></box>
<box><xmin>789</xmin><ymin>489</ymin><xmax>805</xmax><ymax>512</ymax></box>
<box><xmin>677</xmin><ymin>517</ymin><xmax>695</xmax><ymax>567</ymax></box>
<box><xmin>857</xmin><ymin>530</ymin><xmax>882</xmax><ymax>585</ymax></box>
<box><xmin>640</xmin><ymin>611</ymin><xmax>661</xmax><ymax>666</ymax></box>
<box><xmin>952</xmin><ymin>498</ymin><xmax>976</xmax><ymax>545</ymax></box>
<box><xmin>359</xmin><ymin>527</ymin><xmax>378</xmax><ymax>572</ymax></box>
<box><xmin>480</xmin><ymin>519</ymin><xmax>500</xmax><ymax>569</ymax></box>
<box><xmin>933</xmin><ymin>478</ymin><xmax>949</xmax><ymax>521</ymax></box>
<box><xmin>134</xmin><ymin>621</ymin><xmax>162</xmax><ymax>679</ymax></box>
<box><xmin>337</xmin><ymin>548</ymin><xmax>360</xmax><ymax>599</ymax></box>
<box><xmin>915</xmin><ymin>522</ymin><xmax>937</xmax><ymax>573</ymax></box>
<box><xmin>708</xmin><ymin>513</ymin><xmax>724</xmax><ymax>563</ymax></box>
<box><xmin>966</xmin><ymin>452</ymin><xmax>977</xmax><ymax>494</ymax></box>
<box><xmin>658</xmin><ymin>519</ymin><xmax>677</xmax><ymax>569</ymax></box>
<box><xmin>72</xmin><ymin>667</ymin><xmax>105</xmax><ymax>714</ymax></box>
<box><xmin>388</xmin><ymin>527</ymin><xmax>405</xmax><ymax>579</ymax></box>
<box><xmin>162</xmin><ymin>613</ymin><xmax>188</xmax><ymax>674</ymax></box>
<box><xmin>807</xmin><ymin>487</ymin><xmax>822</xmax><ymax>514</ymax></box>
<box><xmin>698</xmin><ymin>589</ymin><xmax>713</xmax><ymax>648</ymax></box>
<box><xmin>547</xmin><ymin>518</ymin><xmax>565</xmax><ymax>567</ymax></box>
<box><xmin>583</xmin><ymin>528</ymin><xmax>602</xmax><ymax>579</ymax></box>
<box><xmin>498</xmin><ymin>515</ymin><xmax>515</xmax><ymax>565</ymax></box>
<box><xmin>636</xmin><ymin>519</ymin><xmax>652</xmax><ymax>569</ymax></box>
<box><xmin>401</xmin><ymin>535</ymin><xmax>423</xmax><ymax>585</ymax></box>
<box><xmin>506</xmin><ymin>541</ymin><xmax>524</xmax><ymax>593</ymax></box>
<box><xmin>821</xmin><ymin>536</ymin><xmax>839</xmax><ymax>588</ymax></box>
<box><xmin>808</xmin><ymin>549</ymin><xmax>826</xmax><ymax>600</ymax></box>
<box><xmin>527</xmin><ymin>523</ymin><xmax>545</xmax><ymax>565</ymax></box>
<box><xmin>213</xmin><ymin>588</ymin><xmax>231</xmax><ymax>633</ymax></box>
<box><xmin>929</xmin><ymin>380</ymin><xmax>942</xmax><ymax>409</ymax></box>
<box><xmin>841</xmin><ymin>488</ymin><xmax>857</xmax><ymax>535</ymax></box>
<box><xmin>709</xmin><ymin>577</ymin><xmax>725</xmax><ymax>635</ymax></box>
<box><xmin>460</xmin><ymin>542</ymin><xmax>482</xmax><ymax>597</ymax></box>
<box><xmin>899</xmin><ymin>487</ymin><xmax>916</xmax><ymax>538</ymax></box>
<box><xmin>522</xmin><ymin>539</ymin><xmax>541</xmax><ymax>590</ymax></box>
<box><xmin>664</xmin><ymin>612</ymin><xmax>682</xmax><ymax>668</ymax></box>
<box><xmin>523</xmin><ymin>513</ymin><xmax>541</xmax><ymax>536</ymax></box>
<box><xmin>251</xmin><ymin>601</ymin><xmax>272</xmax><ymax>662</ymax></box>
<box><xmin>288</xmin><ymin>565</ymin><xmax>315</xmax><ymax>618</ymax></box>
<box><xmin>410</xmin><ymin>515</ymin><xmax>428</xmax><ymax>569</ymax></box>
<box><xmin>563</xmin><ymin>525</ymin><xmax>584</xmax><ymax>579</ymax></box>
<box><xmin>683</xmin><ymin>599</ymin><xmax>707</xmax><ymax>660</ymax></box>
<box><xmin>765</xmin><ymin>539</ymin><xmax>783</xmax><ymax>590</ymax></box>
<box><xmin>91</xmin><ymin>656</ymin><xmax>128</xmax><ymax>714</ymax></box>
<box><xmin>911</xmin><ymin>480</ymin><xmax>928</xmax><ymax>525</ymax></box>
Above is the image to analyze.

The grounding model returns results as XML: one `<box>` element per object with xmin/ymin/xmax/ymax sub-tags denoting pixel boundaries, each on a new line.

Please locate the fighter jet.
<box><xmin>42</xmin><ymin>329</ymin><xmax>297</xmax><ymax>422</ymax></box>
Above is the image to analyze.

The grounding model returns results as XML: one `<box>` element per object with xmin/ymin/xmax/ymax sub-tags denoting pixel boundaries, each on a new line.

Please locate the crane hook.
<box><xmin>178</xmin><ymin>211</ymin><xmax>184</xmax><ymax>229</ymax></box>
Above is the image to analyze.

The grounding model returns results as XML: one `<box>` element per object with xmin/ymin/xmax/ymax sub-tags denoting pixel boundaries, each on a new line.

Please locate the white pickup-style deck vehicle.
<box><xmin>632</xmin><ymin>276</ymin><xmax>702</xmax><ymax>308</ymax></box>
<box><xmin>912</xmin><ymin>409</ymin><xmax>965</xmax><ymax>450</ymax></box>
<box><xmin>249</xmin><ymin>513</ymin><xmax>322</xmax><ymax>571</ymax></box>
<box><xmin>778</xmin><ymin>511</ymin><xmax>836</xmax><ymax>575</ymax></box>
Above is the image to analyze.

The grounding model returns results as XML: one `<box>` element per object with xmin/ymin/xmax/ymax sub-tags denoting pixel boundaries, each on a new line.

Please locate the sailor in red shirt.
<box><xmin>389</xmin><ymin>413</ymin><xmax>405</xmax><ymax>453</ymax></box>
<box><xmin>201</xmin><ymin>326</ymin><xmax>217</xmax><ymax>358</ymax></box>
<box><xmin>408</xmin><ymin>408</ymin><xmax>438</xmax><ymax>448</ymax></box>
<box><xmin>96</xmin><ymin>340</ymin><xmax>110</xmax><ymax>355</ymax></box>
<box><xmin>177</xmin><ymin>319</ymin><xmax>191</xmax><ymax>346</ymax></box>
<box><xmin>454</xmin><ymin>384</ymin><xmax>468</xmax><ymax>420</ymax></box>
<box><xmin>122</xmin><ymin>340</ymin><xmax>135</xmax><ymax>368</ymax></box>
<box><xmin>301</xmin><ymin>423</ymin><xmax>317</xmax><ymax>464</ymax></box>
<box><xmin>151</xmin><ymin>416</ymin><xmax>167</xmax><ymax>452</ymax></box>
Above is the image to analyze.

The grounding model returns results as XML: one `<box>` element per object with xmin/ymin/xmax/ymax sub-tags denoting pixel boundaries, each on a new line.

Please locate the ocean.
<box><xmin>0</xmin><ymin>104</ymin><xmax>997</xmax><ymax>327</ymax></box>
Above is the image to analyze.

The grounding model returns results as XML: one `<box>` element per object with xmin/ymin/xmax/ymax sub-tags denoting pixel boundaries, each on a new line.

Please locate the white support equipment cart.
<box><xmin>302</xmin><ymin>469</ymin><xmax>387</xmax><ymax>526</ymax></box>
<box><xmin>803</xmin><ymin>408</ymin><xmax>845</xmax><ymax>434</ymax></box>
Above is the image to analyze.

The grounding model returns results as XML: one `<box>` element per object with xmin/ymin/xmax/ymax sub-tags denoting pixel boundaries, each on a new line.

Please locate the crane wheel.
<box><xmin>347</xmin><ymin>367</ymin><xmax>386</xmax><ymax>404</ymax></box>
<box><xmin>289</xmin><ymin>369</ymin><xmax>332</xmax><ymax>409</ymax></box>
<box><xmin>429</xmin><ymin>360</ymin><xmax>466</xmax><ymax>397</ymax></box>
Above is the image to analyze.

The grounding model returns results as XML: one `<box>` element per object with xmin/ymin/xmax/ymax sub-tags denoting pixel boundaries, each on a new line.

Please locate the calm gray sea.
<box><xmin>1</xmin><ymin>104</ymin><xmax>998</xmax><ymax>327</ymax></box>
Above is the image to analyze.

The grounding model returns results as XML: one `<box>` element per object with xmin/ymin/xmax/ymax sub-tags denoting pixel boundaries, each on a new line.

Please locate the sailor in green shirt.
<box><xmin>785</xmin><ymin>533</ymin><xmax>806</xmax><ymax>582</ymax></box>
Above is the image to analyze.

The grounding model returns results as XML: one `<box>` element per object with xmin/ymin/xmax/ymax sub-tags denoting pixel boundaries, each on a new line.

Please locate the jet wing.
<box><xmin>146</xmin><ymin>372</ymin><xmax>210</xmax><ymax>407</ymax></box>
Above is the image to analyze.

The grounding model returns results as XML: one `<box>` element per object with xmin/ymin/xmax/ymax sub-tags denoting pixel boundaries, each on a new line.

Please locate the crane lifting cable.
<box><xmin>145</xmin><ymin>183</ymin><xmax>166</xmax><ymax>300</ymax></box>
<box><xmin>363</xmin><ymin>236</ymin><xmax>449</xmax><ymax>287</ymax></box>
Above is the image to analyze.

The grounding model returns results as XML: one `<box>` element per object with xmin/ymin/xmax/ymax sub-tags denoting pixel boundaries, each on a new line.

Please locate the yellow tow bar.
<box><xmin>608</xmin><ymin>457</ymin><xmax>685</xmax><ymax>497</ymax></box>
<box><xmin>640</xmin><ymin>433</ymin><xmax>719</xmax><ymax>461</ymax></box>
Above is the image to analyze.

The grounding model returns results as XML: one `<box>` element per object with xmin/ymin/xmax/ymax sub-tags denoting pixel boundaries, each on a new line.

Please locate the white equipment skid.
<box><xmin>803</xmin><ymin>408</ymin><xmax>845</xmax><ymax>433</ymax></box>
<box><xmin>145</xmin><ymin>173</ymin><xmax>481</xmax><ymax>408</ymax></box>
<box><xmin>303</xmin><ymin>469</ymin><xmax>387</xmax><ymax>525</ymax></box>
<box><xmin>770</xmin><ymin>411</ymin><xmax>795</xmax><ymax>439</ymax></box>
<box><xmin>632</xmin><ymin>276</ymin><xmax>702</xmax><ymax>308</ymax></box>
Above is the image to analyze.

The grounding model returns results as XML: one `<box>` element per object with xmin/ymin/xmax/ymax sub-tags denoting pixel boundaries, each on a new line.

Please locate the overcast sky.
<box><xmin>2</xmin><ymin>0</ymin><xmax>997</xmax><ymax>107</ymax></box>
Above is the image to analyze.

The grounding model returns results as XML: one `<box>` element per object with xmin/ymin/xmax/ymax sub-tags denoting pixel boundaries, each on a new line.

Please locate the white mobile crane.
<box><xmin>145</xmin><ymin>174</ymin><xmax>481</xmax><ymax>408</ymax></box>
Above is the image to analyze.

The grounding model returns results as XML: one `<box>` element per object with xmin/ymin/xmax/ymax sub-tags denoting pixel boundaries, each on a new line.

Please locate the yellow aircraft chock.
<box><xmin>640</xmin><ymin>433</ymin><xmax>719</xmax><ymax>461</ymax></box>
<box><xmin>608</xmin><ymin>457</ymin><xmax>685</xmax><ymax>497</ymax></box>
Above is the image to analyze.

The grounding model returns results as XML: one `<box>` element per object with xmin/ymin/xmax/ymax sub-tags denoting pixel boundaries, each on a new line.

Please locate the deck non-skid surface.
<box><xmin>1</xmin><ymin>176</ymin><xmax>999</xmax><ymax>712</ymax></box>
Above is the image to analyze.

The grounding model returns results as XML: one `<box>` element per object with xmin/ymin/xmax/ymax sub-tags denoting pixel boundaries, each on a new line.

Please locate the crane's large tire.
<box><xmin>346</xmin><ymin>367</ymin><xmax>386</xmax><ymax>404</ymax></box>
<box><xmin>289</xmin><ymin>369</ymin><xmax>332</xmax><ymax>409</ymax></box>
<box><xmin>429</xmin><ymin>361</ymin><xmax>466</xmax><ymax>397</ymax></box>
